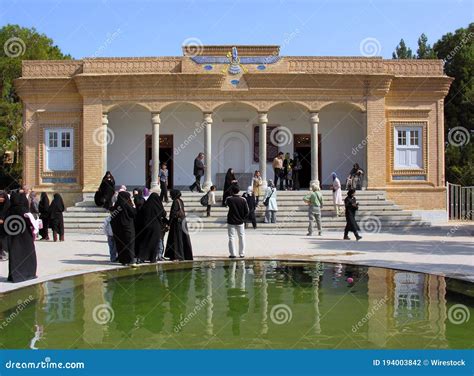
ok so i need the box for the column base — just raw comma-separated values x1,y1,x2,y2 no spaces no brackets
310,179,320,188
202,181,213,191
150,182,161,194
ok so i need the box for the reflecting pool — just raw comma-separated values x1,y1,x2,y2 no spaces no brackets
0,261,472,349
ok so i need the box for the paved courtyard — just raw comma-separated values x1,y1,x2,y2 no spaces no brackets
0,224,472,293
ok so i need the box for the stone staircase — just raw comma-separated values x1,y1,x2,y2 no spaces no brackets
64,190,430,233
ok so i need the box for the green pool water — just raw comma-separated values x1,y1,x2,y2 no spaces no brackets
0,261,472,349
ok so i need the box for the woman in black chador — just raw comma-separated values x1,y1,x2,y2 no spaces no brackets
343,189,362,241
38,192,50,240
133,188,145,212
96,171,116,210
0,191,11,260
48,193,65,242
111,191,137,265
222,168,237,206
7,192,37,282
164,190,193,261
136,192,168,263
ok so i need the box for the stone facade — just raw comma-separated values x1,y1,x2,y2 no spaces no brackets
14,45,452,211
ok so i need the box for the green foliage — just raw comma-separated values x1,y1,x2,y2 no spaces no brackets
392,39,413,59
0,24,71,188
434,23,474,186
417,33,436,59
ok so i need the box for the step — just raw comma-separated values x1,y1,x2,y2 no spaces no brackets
64,220,429,230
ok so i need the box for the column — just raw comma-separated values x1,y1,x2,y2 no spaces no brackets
203,112,213,190
258,112,268,189
310,112,320,187
150,112,161,192
101,112,108,175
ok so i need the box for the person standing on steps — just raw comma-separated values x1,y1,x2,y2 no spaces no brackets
206,185,216,217
263,180,278,223
272,152,284,190
292,152,302,190
331,172,344,217
159,163,169,203
189,152,205,193
252,170,263,206
304,182,323,236
225,184,249,259
242,186,257,229
343,189,362,241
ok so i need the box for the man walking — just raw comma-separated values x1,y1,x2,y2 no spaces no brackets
225,185,249,258
304,182,324,236
189,152,205,193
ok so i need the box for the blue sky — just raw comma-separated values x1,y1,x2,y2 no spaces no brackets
1,0,472,59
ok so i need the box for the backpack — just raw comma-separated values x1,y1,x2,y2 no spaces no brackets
200,192,209,206
263,188,275,207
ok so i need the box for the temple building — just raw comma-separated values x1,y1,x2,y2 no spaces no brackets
14,45,452,220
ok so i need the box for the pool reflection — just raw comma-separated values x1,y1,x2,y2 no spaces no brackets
0,261,472,349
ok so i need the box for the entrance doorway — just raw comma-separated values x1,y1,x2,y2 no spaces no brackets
145,134,173,189
294,134,321,188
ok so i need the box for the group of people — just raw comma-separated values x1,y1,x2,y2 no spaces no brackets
95,172,193,266
0,187,66,283
272,152,302,191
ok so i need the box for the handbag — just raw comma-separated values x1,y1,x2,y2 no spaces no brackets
200,192,209,206
263,188,274,207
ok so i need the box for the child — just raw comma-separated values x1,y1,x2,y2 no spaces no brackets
242,186,257,229
159,163,169,203
103,215,117,262
206,185,216,217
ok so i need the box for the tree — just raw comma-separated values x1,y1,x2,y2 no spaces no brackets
417,33,436,59
433,23,474,186
0,24,71,189
392,39,413,59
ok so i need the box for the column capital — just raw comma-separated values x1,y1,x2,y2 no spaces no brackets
102,112,108,125
151,112,161,125
203,112,213,124
309,112,319,124
258,112,268,124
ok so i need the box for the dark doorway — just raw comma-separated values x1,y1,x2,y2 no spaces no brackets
294,134,321,189
146,135,173,189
